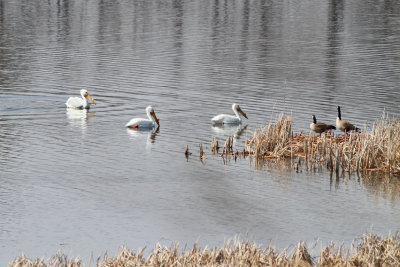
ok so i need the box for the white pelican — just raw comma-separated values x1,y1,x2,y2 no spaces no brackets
211,103,248,125
125,106,160,129
65,89,96,109
336,106,360,133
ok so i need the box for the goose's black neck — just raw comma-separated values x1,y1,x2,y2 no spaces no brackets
337,106,342,120
312,115,317,124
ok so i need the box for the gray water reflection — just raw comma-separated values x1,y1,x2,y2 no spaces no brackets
1,0,400,265
66,109,95,130
126,128,159,147
211,124,248,140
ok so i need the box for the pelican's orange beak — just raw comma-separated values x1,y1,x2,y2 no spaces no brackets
238,107,248,119
151,111,160,126
85,94,96,105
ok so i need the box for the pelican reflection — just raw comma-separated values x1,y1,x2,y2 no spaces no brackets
211,124,248,139
66,109,95,129
126,127,159,145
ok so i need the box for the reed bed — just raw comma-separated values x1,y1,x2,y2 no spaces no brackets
245,113,400,173
9,253,83,267
8,232,400,266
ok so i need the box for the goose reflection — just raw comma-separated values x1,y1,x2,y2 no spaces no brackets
66,109,95,129
126,127,159,145
212,124,248,139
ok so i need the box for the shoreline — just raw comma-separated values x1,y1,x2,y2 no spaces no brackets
8,232,400,266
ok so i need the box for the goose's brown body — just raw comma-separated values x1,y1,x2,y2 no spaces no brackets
336,106,360,133
310,115,336,135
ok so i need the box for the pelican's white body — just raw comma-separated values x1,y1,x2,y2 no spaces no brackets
211,103,247,125
126,118,156,129
126,106,159,129
65,89,93,109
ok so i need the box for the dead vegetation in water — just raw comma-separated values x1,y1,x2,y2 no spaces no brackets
184,137,250,165
210,135,251,164
186,113,400,174
245,113,400,174
8,233,400,267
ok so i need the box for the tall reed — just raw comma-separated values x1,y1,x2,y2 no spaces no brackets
246,113,292,159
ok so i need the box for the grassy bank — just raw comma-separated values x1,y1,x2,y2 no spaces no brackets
244,113,400,174
8,232,400,266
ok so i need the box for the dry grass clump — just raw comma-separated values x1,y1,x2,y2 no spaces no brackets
247,114,292,159
91,239,312,267
8,253,83,267
9,233,400,266
246,113,400,173
358,116,400,172
317,232,400,266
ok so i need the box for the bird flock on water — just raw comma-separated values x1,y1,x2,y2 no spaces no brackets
66,89,361,134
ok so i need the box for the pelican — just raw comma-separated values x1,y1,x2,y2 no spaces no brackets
211,103,248,125
310,115,336,136
336,106,360,133
126,106,160,129
65,89,96,109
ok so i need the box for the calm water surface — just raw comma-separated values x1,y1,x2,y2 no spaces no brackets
1,0,400,264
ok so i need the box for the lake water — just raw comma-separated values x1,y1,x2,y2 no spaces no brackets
1,0,400,264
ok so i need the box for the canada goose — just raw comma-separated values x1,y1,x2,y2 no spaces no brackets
336,106,360,133
310,115,336,136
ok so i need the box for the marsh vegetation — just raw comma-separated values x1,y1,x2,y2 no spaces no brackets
9,232,400,266
207,113,400,175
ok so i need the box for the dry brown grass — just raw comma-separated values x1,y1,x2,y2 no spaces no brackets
248,113,293,159
98,241,310,267
317,232,400,266
8,253,83,267
245,113,400,173
8,233,400,266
